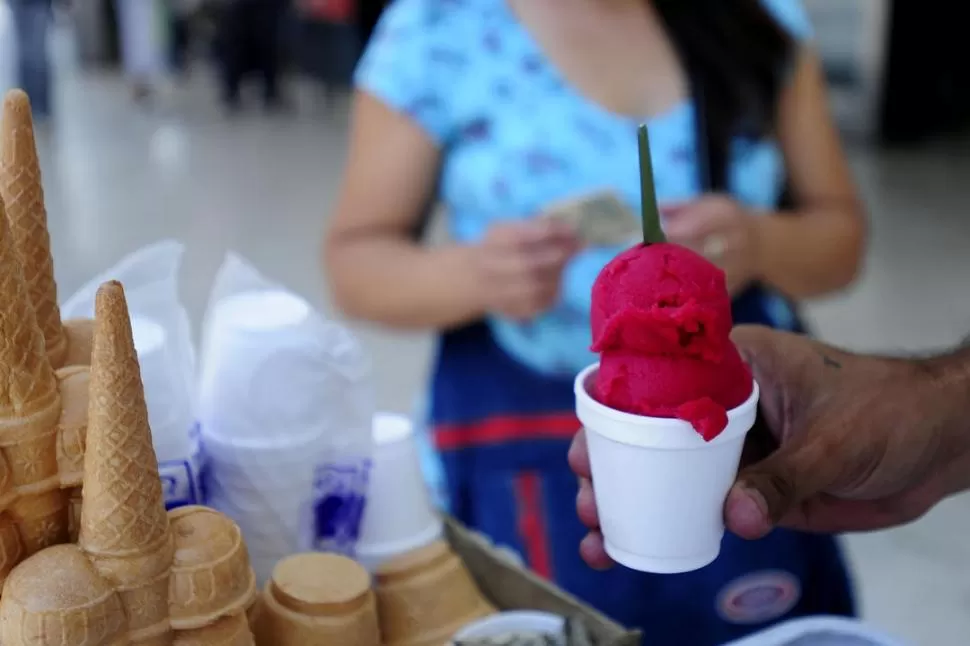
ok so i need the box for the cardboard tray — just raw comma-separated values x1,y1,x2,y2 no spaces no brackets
446,518,642,646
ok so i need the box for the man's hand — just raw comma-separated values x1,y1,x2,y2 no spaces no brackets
569,326,970,570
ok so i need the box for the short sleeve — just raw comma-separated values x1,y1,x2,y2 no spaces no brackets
354,0,467,143
759,0,814,41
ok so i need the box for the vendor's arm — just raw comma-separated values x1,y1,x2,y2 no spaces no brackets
756,47,867,298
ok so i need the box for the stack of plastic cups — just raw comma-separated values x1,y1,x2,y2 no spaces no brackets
355,413,442,572
574,364,759,573
200,289,373,585
130,315,202,510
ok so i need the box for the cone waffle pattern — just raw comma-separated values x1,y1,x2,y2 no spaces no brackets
78,282,173,644
0,200,58,420
0,90,67,368
0,90,67,367
79,282,168,556
0,194,66,566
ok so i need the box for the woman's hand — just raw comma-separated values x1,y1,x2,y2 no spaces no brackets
472,219,581,321
663,195,762,295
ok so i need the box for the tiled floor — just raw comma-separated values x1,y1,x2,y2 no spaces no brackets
5,15,970,644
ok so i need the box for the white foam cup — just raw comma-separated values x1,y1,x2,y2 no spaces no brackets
355,413,442,571
131,316,193,450
574,364,759,574
451,611,565,644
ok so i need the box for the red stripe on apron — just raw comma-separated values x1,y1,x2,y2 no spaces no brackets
435,413,580,450
513,472,553,580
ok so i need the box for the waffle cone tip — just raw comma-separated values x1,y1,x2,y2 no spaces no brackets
2,89,31,120
92,281,135,362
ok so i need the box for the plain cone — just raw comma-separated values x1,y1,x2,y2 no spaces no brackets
0,90,67,368
78,280,173,644
0,194,65,556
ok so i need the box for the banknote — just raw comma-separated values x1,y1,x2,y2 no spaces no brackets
547,191,640,246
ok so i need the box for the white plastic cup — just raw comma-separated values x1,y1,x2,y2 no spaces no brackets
451,611,565,644
574,364,759,574
355,413,442,571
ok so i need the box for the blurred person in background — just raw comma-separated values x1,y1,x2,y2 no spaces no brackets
9,0,53,118
217,0,288,111
116,0,168,102
324,0,865,643
169,0,202,77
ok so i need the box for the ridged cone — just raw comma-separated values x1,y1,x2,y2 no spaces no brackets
0,191,65,559
0,544,130,646
174,614,255,646
0,195,58,424
79,280,168,557
55,364,89,488
0,90,67,368
167,506,257,631
375,541,495,646
78,281,174,645
0,512,25,587
62,318,95,367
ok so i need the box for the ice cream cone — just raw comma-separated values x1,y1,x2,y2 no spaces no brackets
168,505,257,631
55,365,89,487
0,90,68,368
252,553,380,646
63,317,95,368
174,613,255,646
0,544,129,646
66,486,82,543
245,595,263,630
8,489,68,554
78,281,174,644
0,195,66,558
375,540,495,646
0,512,24,586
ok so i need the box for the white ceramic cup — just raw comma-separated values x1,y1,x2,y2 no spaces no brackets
355,413,442,571
574,364,759,574
451,611,565,644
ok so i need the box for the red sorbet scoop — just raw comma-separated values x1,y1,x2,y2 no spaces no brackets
590,243,752,440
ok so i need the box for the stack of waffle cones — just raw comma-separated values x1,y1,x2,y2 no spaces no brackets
168,505,257,645
252,553,381,646
0,165,68,576
0,282,262,645
0,89,94,370
0,89,96,549
375,540,496,646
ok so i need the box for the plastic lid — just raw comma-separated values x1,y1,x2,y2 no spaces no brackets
215,290,309,331
372,413,413,445
270,553,371,617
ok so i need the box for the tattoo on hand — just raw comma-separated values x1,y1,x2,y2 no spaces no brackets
822,354,842,369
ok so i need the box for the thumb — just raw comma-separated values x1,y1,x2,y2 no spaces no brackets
726,435,835,539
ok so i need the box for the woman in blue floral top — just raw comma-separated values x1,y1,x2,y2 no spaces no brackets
324,0,866,643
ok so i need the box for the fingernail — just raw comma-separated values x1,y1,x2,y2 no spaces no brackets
727,485,771,538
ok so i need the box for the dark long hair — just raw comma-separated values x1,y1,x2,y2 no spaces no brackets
653,0,796,194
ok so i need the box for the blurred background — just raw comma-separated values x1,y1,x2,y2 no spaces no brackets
1,0,968,643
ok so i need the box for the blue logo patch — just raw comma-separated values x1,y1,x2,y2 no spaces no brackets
716,570,801,625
